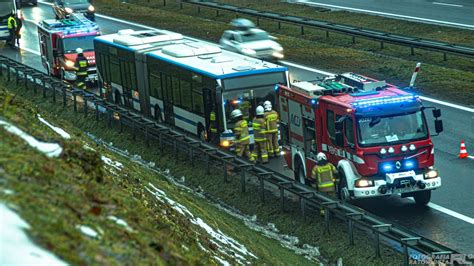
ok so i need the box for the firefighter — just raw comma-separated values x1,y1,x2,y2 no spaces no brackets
251,106,268,163
263,100,280,157
230,109,254,162
7,12,17,48
208,111,219,143
311,152,338,215
15,14,22,48
74,48,89,90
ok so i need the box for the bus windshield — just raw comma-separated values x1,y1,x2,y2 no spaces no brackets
0,1,15,23
357,111,428,147
62,35,95,54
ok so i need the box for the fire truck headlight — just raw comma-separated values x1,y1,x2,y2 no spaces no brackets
220,140,231,147
424,169,438,179
355,179,374,188
65,7,73,14
88,5,95,12
65,60,75,68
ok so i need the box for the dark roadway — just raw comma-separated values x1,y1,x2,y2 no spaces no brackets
1,2,473,254
294,0,474,29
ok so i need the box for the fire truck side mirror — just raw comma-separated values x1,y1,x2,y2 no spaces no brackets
335,120,343,131
335,131,344,147
434,119,443,134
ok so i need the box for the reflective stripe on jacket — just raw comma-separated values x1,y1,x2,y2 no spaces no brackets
264,110,279,133
75,56,89,76
252,117,266,142
311,163,337,192
7,16,17,29
234,119,250,143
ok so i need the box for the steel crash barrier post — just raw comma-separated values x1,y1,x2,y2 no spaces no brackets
322,201,338,233
258,172,272,203
347,212,363,245
401,237,421,266
278,181,292,212
372,224,391,258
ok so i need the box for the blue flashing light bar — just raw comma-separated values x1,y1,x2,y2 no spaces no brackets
274,84,280,91
352,95,418,108
382,163,393,172
310,98,317,105
404,160,415,169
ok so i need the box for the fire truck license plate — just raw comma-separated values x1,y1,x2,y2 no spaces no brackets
386,171,415,184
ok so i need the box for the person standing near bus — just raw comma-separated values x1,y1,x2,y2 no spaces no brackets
74,48,89,89
7,12,17,48
263,100,280,157
251,106,268,163
15,13,22,48
230,109,254,162
208,111,219,143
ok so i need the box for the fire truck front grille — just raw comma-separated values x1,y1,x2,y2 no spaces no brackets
87,67,97,75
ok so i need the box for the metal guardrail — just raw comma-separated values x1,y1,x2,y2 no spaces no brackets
180,0,474,60
0,55,467,265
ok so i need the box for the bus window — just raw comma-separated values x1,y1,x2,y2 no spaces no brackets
172,77,180,105
110,56,121,85
149,70,162,99
180,80,192,110
192,89,204,115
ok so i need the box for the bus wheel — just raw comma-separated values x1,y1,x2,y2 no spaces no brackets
154,105,163,122
413,190,431,206
294,158,306,185
338,172,350,202
197,124,206,141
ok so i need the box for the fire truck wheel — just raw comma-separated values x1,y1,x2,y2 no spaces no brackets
337,172,350,202
413,190,431,206
293,159,306,185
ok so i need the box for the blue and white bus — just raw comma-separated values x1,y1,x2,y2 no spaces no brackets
94,29,289,146
0,0,16,42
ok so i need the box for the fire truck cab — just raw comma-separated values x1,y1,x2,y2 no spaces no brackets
37,13,99,87
277,73,443,205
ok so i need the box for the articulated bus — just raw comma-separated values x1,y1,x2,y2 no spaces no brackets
0,0,16,42
94,29,289,146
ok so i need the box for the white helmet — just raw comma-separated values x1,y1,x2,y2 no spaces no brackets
256,105,264,116
316,152,327,162
76,48,84,54
263,100,272,111
230,109,243,120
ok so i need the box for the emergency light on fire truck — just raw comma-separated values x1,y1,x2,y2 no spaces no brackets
277,69,443,206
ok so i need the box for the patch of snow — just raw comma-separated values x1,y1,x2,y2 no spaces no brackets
37,114,71,139
146,183,257,264
107,216,133,232
101,156,123,171
0,119,62,158
76,225,100,239
2,189,14,195
213,255,231,266
0,204,68,266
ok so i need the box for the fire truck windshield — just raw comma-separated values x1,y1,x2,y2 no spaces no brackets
62,35,95,54
356,111,428,147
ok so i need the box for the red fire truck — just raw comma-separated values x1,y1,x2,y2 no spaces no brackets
37,13,99,87
277,73,443,205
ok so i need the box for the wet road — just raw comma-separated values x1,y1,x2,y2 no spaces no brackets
294,0,474,29
1,2,473,254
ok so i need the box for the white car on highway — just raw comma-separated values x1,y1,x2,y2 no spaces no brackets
219,19,284,60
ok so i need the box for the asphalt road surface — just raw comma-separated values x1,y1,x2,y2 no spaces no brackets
294,0,474,29
1,2,473,254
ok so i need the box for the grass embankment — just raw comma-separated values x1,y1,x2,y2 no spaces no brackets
0,82,317,265
1,83,405,263
95,0,474,106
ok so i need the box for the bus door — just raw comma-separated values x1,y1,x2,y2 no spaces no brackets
202,87,213,130
162,74,175,126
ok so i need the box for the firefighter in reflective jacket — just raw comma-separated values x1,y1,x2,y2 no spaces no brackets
312,152,338,215
7,13,17,48
263,100,280,157
230,109,254,162
251,106,268,163
208,111,219,143
74,48,88,89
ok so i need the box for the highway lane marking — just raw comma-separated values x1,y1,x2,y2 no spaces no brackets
37,0,474,115
297,0,474,29
432,2,463,8
427,202,474,224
